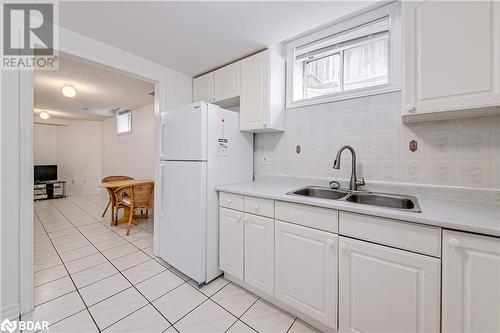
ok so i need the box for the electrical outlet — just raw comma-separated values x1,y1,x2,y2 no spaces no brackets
262,153,271,165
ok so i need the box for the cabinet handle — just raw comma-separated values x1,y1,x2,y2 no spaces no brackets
339,242,347,251
406,104,416,112
253,203,259,211
326,238,334,246
448,238,461,248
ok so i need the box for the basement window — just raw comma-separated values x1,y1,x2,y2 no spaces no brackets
116,109,132,134
285,2,401,108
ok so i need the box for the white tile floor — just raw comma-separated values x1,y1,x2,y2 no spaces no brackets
25,194,320,333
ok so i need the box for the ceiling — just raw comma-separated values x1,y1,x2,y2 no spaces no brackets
34,55,154,120
59,1,376,77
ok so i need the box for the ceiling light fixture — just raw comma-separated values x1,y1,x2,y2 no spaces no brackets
62,85,76,98
39,112,50,120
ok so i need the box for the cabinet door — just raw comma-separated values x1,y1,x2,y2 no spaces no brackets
240,50,269,131
219,207,243,279
244,213,274,296
443,231,500,333
275,221,337,328
403,1,500,115
214,62,240,102
193,72,214,103
338,236,440,333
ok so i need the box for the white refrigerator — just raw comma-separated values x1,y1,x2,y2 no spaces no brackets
159,102,253,284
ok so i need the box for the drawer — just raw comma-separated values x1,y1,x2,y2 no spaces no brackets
244,196,274,218
219,192,243,211
339,212,441,257
275,201,338,233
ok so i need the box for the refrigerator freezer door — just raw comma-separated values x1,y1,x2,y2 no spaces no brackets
160,160,207,283
163,103,208,161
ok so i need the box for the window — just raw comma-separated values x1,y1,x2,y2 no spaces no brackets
116,109,132,134
286,2,401,108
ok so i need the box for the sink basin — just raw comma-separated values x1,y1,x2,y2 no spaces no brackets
346,193,421,212
287,186,421,212
288,186,349,200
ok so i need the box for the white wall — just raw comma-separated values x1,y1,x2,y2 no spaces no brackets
101,103,155,180
1,70,22,320
33,121,102,194
33,124,57,164
255,91,500,189
57,121,102,194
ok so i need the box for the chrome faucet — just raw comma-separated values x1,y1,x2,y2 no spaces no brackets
333,145,365,191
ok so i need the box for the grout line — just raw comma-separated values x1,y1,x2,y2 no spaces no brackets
54,196,174,331
33,208,102,332
285,318,297,333
35,196,296,333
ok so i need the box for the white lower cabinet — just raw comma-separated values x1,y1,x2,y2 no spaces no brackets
338,236,441,333
275,221,337,328
219,207,243,279
442,231,500,333
244,213,274,295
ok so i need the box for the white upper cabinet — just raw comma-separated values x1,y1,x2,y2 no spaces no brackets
193,72,214,103
402,1,500,122
213,61,240,103
192,49,285,132
275,221,337,329
338,236,441,333
240,49,285,132
442,231,500,333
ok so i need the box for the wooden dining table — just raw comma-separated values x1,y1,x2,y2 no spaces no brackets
99,179,154,226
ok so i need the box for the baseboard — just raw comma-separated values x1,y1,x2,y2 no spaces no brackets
1,303,19,321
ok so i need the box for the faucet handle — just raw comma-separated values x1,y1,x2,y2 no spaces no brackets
356,177,366,187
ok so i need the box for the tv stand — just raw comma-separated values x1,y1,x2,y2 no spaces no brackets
34,180,66,201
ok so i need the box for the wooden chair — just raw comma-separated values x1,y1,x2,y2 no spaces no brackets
101,176,134,224
114,181,154,235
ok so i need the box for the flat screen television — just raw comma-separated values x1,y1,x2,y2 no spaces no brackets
34,165,57,182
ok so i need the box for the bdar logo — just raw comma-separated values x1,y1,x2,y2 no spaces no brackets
0,319,17,333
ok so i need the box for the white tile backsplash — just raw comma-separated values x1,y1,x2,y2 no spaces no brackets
254,92,500,189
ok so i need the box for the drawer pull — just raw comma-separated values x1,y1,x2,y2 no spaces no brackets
406,104,416,112
448,238,461,248
339,242,347,251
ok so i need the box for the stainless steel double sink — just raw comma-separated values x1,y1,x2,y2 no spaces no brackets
287,186,422,213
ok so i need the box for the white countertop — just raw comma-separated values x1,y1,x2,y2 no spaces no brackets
216,180,500,237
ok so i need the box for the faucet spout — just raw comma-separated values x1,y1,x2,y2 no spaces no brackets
332,145,365,191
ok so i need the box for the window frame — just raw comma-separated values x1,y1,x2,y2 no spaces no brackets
285,2,401,109
116,109,132,135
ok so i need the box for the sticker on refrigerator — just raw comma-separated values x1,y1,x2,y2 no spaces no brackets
217,138,229,156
